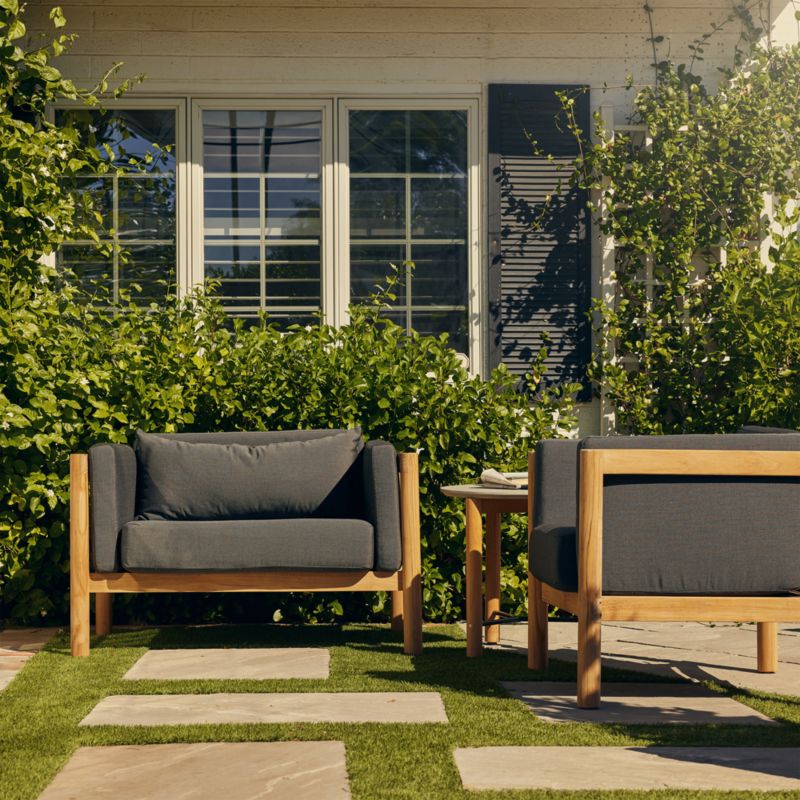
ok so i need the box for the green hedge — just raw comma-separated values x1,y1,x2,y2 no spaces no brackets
0,283,577,624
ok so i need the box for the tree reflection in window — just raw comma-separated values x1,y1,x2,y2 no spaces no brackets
55,108,177,302
349,110,469,355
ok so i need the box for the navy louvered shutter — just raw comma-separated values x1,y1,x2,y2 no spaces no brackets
488,84,591,397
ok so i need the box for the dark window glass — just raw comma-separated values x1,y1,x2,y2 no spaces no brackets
348,109,469,356
55,108,177,302
202,109,322,319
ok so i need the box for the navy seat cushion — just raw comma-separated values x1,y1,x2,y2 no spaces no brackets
135,428,363,521
121,519,375,571
529,524,578,592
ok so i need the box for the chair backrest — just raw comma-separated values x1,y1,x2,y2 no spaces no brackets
581,434,800,594
151,429,348,445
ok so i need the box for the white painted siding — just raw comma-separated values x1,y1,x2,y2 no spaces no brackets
26,1,777,115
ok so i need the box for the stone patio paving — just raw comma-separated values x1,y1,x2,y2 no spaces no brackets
9,623,799,796
38,742,351,800
0,628,55,692
494,620,800,695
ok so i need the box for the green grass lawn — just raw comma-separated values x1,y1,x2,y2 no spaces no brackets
1,623,800,799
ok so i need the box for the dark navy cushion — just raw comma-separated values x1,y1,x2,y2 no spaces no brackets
135,428,363,521
121,518,375,571
529,524,578,592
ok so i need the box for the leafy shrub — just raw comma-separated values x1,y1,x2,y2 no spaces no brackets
0,4,578,624
1,282,577,624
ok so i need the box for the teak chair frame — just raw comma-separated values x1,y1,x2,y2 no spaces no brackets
70,451,423,657
527,448,800,708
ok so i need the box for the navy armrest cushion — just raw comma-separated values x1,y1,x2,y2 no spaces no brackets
362,440,402,571
88,443,137,572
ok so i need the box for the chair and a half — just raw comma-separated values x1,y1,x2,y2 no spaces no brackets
527,432,800,708
70,428,422,656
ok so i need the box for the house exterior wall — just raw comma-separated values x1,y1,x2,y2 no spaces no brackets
27,0,797,436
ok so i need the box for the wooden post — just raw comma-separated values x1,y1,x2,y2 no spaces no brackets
484,510,501,645
577,449,603,709
465,497,483,657
391,590,404,631
70,454,90,657
398,452,423,655
757,622,778,673
527,450,549,670
95,593,112,637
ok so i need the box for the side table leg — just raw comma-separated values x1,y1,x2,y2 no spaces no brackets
465,498,483,657
485,511,501,645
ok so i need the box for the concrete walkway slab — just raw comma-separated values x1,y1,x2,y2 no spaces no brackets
454,746,800,791
495,622,800,696
502,681,775,725
123,648,330,680
38,741,350,799
80,692,448,726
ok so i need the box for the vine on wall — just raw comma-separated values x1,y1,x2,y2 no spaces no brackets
557,2,800,433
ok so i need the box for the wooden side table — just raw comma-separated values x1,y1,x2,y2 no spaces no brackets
440,483,529,656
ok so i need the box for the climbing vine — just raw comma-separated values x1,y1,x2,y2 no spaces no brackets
559,3,800,432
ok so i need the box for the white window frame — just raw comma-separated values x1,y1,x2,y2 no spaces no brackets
189,98,335,320
48,98,188,295
336,97,482,368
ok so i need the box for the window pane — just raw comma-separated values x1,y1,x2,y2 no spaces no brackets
203,109,323,320
411,177,467,239
410,111,467,175
349,108,469,353
56,108,175,173
350,178,405,239
203,110,321,175
412,310,468,353
410,244,468,307
204,177,260,239
119,243,176,301
350,244,406,304
55,108,177,302
118,176,175,240
58,244,113,294
266,245,321,307
349,111,407,174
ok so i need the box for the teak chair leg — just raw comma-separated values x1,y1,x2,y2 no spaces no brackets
527,575,549,670
527,451,549,670
577,612,602,708
757,622,778,673
391,590,404,631
70,454,91,657
399,452,423,655
95,593,113,637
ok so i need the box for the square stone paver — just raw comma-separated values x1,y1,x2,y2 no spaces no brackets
502,681,775,725
454,746,800,791
38,742,350,799
80,692,448,726
123,648,330,680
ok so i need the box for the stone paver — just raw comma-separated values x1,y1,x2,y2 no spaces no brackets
80,692,449,726
454,746,800,791
0,628,55,692
502,681,774,725
124,648,330,680
38,741,350,799
495,622,800,695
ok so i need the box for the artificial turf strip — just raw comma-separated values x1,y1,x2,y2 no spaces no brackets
0,624,799,800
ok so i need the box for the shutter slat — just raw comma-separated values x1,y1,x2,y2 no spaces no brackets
488,83,591,396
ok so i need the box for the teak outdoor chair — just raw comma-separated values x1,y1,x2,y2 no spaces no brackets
527,434,800,708
69,428,422,656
